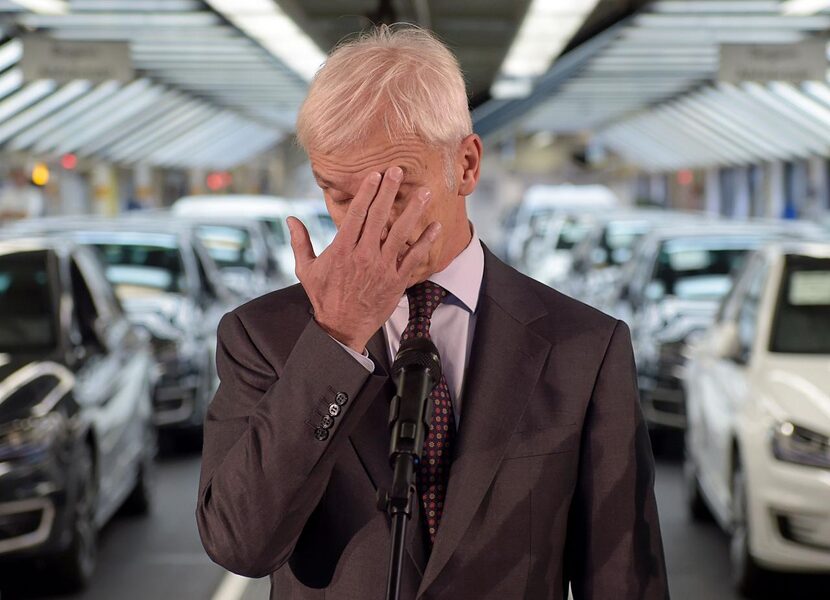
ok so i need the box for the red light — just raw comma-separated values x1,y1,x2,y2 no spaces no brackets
60,153,78,170
677,170,693,186
206,171,232,191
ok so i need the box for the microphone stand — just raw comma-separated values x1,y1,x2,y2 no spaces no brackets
377,341,439,600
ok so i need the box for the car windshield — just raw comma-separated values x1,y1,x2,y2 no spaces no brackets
195,225,256,270
89,239,186,299
602,221,650,265
653,238,760,300
264,219,287,247
770,255,830,354
555,218,591,250
0,250,56,351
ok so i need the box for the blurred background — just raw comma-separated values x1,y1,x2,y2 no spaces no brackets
0,1,828,599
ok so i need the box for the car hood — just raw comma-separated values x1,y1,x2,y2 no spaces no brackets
760,355,830,433
0,355,74,423
121,293,186,317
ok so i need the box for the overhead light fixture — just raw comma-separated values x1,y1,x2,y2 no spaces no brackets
205,0,325,81
9,0,68,14
492,0,601,98
781,0,830,15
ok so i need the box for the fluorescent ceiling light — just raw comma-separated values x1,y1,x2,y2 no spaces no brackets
9,80,121,151
0,39,23,72
9,0,68,14
493,0,601,97
70,0,201,10
0,69,24,102
0,80,90,145
491,77,534,99
205,0,325,81
0,80,55,125
781,0,830,15
20,13,220,27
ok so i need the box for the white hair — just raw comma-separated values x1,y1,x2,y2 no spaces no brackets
296,24,472,186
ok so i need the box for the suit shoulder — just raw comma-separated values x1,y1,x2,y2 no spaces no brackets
220,284,310,342
230,283,309,322
495,259,617,333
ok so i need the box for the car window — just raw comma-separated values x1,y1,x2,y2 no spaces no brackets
716,253,756,323
193,245,220,302
735,259,767,362
554,217,591,250
0,250,57,352
73,248,125,321
265,219,287,247
195,225,256,270
769,254,830,354
91,241,186,300
651,238,755,301
70,257,102,350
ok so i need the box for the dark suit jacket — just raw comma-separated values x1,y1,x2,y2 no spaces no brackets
196,247,670,599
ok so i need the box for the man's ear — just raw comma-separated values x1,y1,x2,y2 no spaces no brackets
456,134,483,197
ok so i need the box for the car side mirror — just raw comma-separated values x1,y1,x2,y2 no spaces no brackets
712,322,741,360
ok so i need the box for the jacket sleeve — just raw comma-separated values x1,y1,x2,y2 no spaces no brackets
196,311,388,577
566,320,670,599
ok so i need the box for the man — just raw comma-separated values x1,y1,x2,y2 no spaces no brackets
197,25,669,599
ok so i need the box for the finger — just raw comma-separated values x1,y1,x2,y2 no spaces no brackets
398,221,441,277
287,216,316,275
335,171,382,248
382,187,432,260
360,166,402,245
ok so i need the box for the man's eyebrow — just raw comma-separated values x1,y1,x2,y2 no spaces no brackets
312,171,338,188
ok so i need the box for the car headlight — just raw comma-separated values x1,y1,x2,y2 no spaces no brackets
771,421,830,469
0,413,67,460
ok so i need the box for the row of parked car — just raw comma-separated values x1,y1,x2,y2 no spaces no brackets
504,193,830,597
0,194,332,591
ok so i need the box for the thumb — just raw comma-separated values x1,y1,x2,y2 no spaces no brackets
287,216,316,272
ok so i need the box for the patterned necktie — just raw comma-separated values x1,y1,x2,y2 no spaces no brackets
400,280,456,545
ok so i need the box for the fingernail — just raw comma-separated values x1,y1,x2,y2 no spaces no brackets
428,223,441,240
369,172,381,184
388,166,403,182
420,189,432,204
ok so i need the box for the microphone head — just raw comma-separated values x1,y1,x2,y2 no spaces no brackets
392,337,442,383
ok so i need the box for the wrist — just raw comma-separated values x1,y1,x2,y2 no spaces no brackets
314,317,368,354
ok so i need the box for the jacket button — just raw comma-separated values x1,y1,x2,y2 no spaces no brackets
328,403,341,417
320,415,334,429
335,392,349,406
314,427,329,441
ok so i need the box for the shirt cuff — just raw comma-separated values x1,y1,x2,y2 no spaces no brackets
330,336,375,372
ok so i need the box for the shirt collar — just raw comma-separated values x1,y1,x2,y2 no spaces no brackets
398,223,484,313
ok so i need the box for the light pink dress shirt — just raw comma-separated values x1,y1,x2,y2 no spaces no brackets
337,225,484,426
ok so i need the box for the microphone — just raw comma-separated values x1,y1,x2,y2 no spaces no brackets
380,337,441,600
388,337,442,470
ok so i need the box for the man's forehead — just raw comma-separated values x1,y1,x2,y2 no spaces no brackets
310,144,429,186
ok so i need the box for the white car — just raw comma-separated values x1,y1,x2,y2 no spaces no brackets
503,184,618,267
683,241,830,595
172,195,329,283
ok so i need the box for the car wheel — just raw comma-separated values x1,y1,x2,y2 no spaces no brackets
731,459,768,597
683,449,713,522
52,442,98,591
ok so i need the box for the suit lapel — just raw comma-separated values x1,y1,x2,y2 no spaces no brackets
417,248,551,597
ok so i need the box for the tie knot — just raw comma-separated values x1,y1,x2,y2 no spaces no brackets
405,280,448,323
